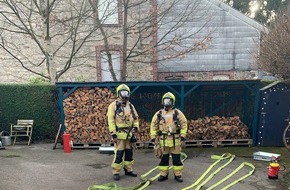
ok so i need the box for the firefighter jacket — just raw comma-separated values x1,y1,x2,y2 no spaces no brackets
107,99,139,140
150,108,187,147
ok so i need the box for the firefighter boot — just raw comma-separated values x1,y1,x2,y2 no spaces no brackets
113,174,120,181
158,175,168,182
174,175,183,183
124,168,137,177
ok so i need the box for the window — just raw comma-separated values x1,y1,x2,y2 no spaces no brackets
98,0,119,25
101,51,121,81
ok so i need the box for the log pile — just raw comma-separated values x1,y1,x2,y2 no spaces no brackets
63,87,250,144
187,116,250,140
137,116,250,141
63,87,115,144
136,120,151,142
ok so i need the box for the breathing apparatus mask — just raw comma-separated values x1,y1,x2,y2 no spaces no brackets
116,84,131,104
163,98,172,111
119,90,129,103
162,92,175,111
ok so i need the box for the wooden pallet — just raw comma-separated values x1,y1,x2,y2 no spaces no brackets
185,140,216,148
134,139,252,148
136,142,154,149
72,143,105,149
72,142,152,149
70,139,252,149
215,139,252,147
185,139,252,148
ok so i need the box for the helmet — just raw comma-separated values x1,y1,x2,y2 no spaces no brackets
162,92,175,107
116,84,130,99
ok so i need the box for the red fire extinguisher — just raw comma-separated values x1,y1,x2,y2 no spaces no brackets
268,162,280,179
63,133,72,153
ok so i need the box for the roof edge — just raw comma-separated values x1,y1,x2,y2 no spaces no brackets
260,81,281,90
207,0,269,33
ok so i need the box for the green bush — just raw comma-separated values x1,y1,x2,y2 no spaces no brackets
0,84,58,142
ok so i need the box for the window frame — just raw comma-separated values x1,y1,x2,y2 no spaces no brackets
97,0,123,26
96,45,123,81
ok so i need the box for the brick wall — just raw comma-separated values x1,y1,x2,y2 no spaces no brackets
158,70,258,80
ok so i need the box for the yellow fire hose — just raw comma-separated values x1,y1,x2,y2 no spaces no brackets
182,153,255,190
87,153,187,190
88,153,255,190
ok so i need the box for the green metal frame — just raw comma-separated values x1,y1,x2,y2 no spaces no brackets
57,80,260,144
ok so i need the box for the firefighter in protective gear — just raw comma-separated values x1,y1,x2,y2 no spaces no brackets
107,84,140,181
150,92,188,183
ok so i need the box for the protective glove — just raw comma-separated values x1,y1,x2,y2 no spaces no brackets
180,136,186,142
130,135,138,143
180,136,186,148
157,130,162,136
133,127,138,132
111,134,117,143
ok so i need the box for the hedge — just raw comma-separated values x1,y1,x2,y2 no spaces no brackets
0,84,58,142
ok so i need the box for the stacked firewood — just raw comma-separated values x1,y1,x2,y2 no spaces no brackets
63,87,250,144
63,87,115,144
137,116,249,141
187,116,250,140
136,120,151,142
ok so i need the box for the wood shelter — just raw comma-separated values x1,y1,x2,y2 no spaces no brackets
57,80,261,144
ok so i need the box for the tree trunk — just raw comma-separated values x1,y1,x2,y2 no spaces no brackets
44,0,56,85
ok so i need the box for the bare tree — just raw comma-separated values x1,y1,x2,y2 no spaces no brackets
0,0,212,83
257,6,290,80
89,0,212,81
0,0,100,84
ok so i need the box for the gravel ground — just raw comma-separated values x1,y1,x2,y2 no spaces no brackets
0,143,289,190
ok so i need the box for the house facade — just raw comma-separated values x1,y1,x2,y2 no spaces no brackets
157,0,268,80
0,0,267,83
